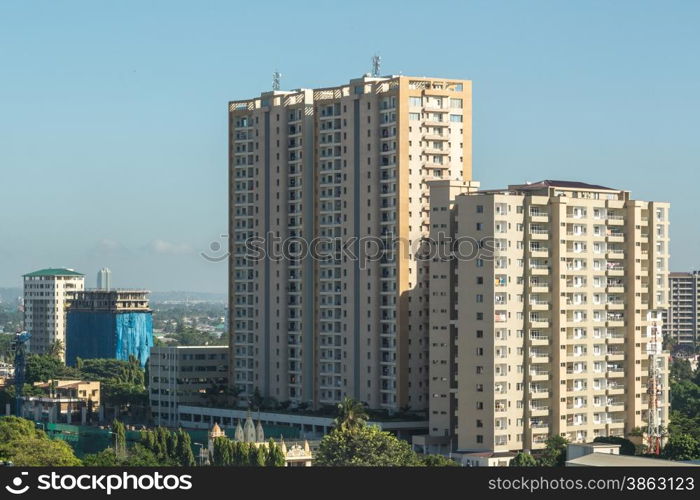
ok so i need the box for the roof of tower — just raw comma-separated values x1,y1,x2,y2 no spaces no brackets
24,268,84,277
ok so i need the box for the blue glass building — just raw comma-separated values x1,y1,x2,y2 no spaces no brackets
66,290,153,367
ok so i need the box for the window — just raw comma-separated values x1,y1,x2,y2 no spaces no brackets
476,312,484,320
476,330,484,338
409,112,420,121
476,294,484,302
476,435,483,443
476,223,483,231
409,96,422,107
476,204,484,213
450,98,463,109
450,114,463,123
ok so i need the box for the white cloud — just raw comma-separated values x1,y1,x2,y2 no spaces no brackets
147,239,194,256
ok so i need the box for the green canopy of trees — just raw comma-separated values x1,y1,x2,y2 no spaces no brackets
510,452,538,467
0,416,81,466
210,436,285,466
138,426,195,466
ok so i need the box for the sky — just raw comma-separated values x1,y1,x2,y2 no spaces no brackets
0,0,698,293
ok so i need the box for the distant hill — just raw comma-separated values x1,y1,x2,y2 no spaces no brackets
149,291,226,303
0,288,21,306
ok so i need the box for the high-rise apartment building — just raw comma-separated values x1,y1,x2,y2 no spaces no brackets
228,75,474,410
424,180,670,453
23,268,85,359
663,271,700,348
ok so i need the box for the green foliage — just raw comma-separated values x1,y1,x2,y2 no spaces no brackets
420,454,460,466
316,424,420,466
265,438,286,466
138,426,195,466
538,435,569,467
167,327,226,347
25,354,80,383
82,448,120,466
670,359,694,382
334,397,369,431
662,433,700,461
211,436,285,466
0,416,81,466
175,429,196,466
112,419,126,456
510,452,538,467
83,444,163,466
593,436,636,456
79,357,144,386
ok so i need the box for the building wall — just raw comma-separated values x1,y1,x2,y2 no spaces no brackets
228,75,472,411
149,346,229,427
23,273,84,358
428,181,670,452
66,311,153,367
664,272,700,347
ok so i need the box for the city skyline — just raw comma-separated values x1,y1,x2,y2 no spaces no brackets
2,0,699,293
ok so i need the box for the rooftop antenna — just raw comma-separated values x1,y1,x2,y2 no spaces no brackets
272,71,282,91
371,54,381,77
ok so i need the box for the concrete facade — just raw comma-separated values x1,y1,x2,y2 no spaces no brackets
228,75,473,410
425,179,670,453
664,271,700,347
148,345,229,426
23,268,85,359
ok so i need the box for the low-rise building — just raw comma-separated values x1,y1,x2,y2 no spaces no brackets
205,420,314,467
21,380,100,424
148,345,229,427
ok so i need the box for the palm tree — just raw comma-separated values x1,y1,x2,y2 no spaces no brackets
334,397,368,430
48,339,65,359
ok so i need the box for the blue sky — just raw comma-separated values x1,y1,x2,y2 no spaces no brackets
0,0,698,292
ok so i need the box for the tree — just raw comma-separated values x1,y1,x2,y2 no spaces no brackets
112,419,126,457
671,359,694,382
662,433,700,461
175,429,196,466
249,443,266,466
0,416,81,466
510,452,538,466
538,435,569,467
265,438,286,467
83,448,120,466
11,437,82,466
593,436,636,456
334,397,369,431
421,454,460,466
316,424,420,466
47,339,65,360
25,354,80,383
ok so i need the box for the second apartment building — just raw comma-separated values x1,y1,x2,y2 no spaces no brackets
228,74,477,410
426,180,670,452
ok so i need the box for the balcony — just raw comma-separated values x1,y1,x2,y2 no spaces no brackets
529,332,550,345
529,227,550,240
528,369,549,381
529,405,550,417
530,281,550,293
529,299,550,311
